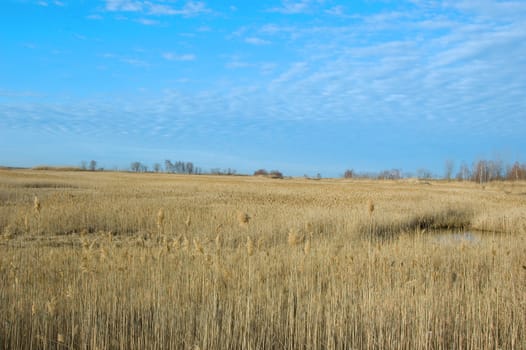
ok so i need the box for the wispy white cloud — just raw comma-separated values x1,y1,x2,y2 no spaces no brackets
99,52,152,67
8,0,526,138
324,5,346,17
197,26,211,32
147,2,179,15
86,14,103,20
104,0,210,17
218,0,526,137
223,55,277,75
105,0,143,12
136,18,160,25
268,0,350,16
225,60,252,69
271,62,308,85
0,89,44,99
175,1,210,16
268,0,316,14
36,0,65,6
245,37,271,45
449,0,526,20
162,53,196,61
121,58,150,67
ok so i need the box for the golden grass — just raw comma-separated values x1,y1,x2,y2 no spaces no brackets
1,169,526,349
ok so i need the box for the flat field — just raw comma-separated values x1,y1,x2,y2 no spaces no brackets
1,169,525,349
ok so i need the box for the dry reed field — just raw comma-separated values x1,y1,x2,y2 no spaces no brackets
1,169,526,349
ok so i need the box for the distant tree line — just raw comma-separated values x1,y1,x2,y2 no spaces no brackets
130,161,149,173
454,159,526,183
78,157,525,182
127,160,203,174
343,168,403,180
210,168,237,176
342,158,526,183
125,160,249,176
164,160,202,174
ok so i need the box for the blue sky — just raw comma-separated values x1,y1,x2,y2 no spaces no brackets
1,0,525,176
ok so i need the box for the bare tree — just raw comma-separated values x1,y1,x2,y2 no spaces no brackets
174,161,184,173
153,163,161,173
130,162,141,173
186,162,194,174
165,160,174,173
487,159,503,181
343,169,354,179
472,160,488,184
417,168,432,180
377,169,401,180
456,161,470,181
506,162,526,181
444,159,454,181
89,160,97,172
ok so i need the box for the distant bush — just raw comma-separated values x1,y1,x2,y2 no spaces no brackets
269,170,283,179
253,169,283,178
254,169,268,176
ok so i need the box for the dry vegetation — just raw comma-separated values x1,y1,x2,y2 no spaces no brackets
1,169,526,349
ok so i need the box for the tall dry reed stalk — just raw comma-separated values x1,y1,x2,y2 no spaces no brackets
246,236,254,256
368,199,375,238
304,238,311,255
33,195,41,234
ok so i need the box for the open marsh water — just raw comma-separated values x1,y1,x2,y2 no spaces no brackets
430,230,481,245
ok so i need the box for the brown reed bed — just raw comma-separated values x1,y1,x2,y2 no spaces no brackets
0,169,525,349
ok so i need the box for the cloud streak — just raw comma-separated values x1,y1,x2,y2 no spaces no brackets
267,0,323,14
244,37,271,45
104,0,210,16
5,1,526,138
162,53,196,61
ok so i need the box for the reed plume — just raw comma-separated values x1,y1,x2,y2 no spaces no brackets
181,236,189,252
193,239,204,255
156,208,165,234
246,236,254,256
45,297,56,317
237,211,250,227
288,228,301,246
368,199,375,217
304,238,311,255
33,196,41,214
215,233,222,251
